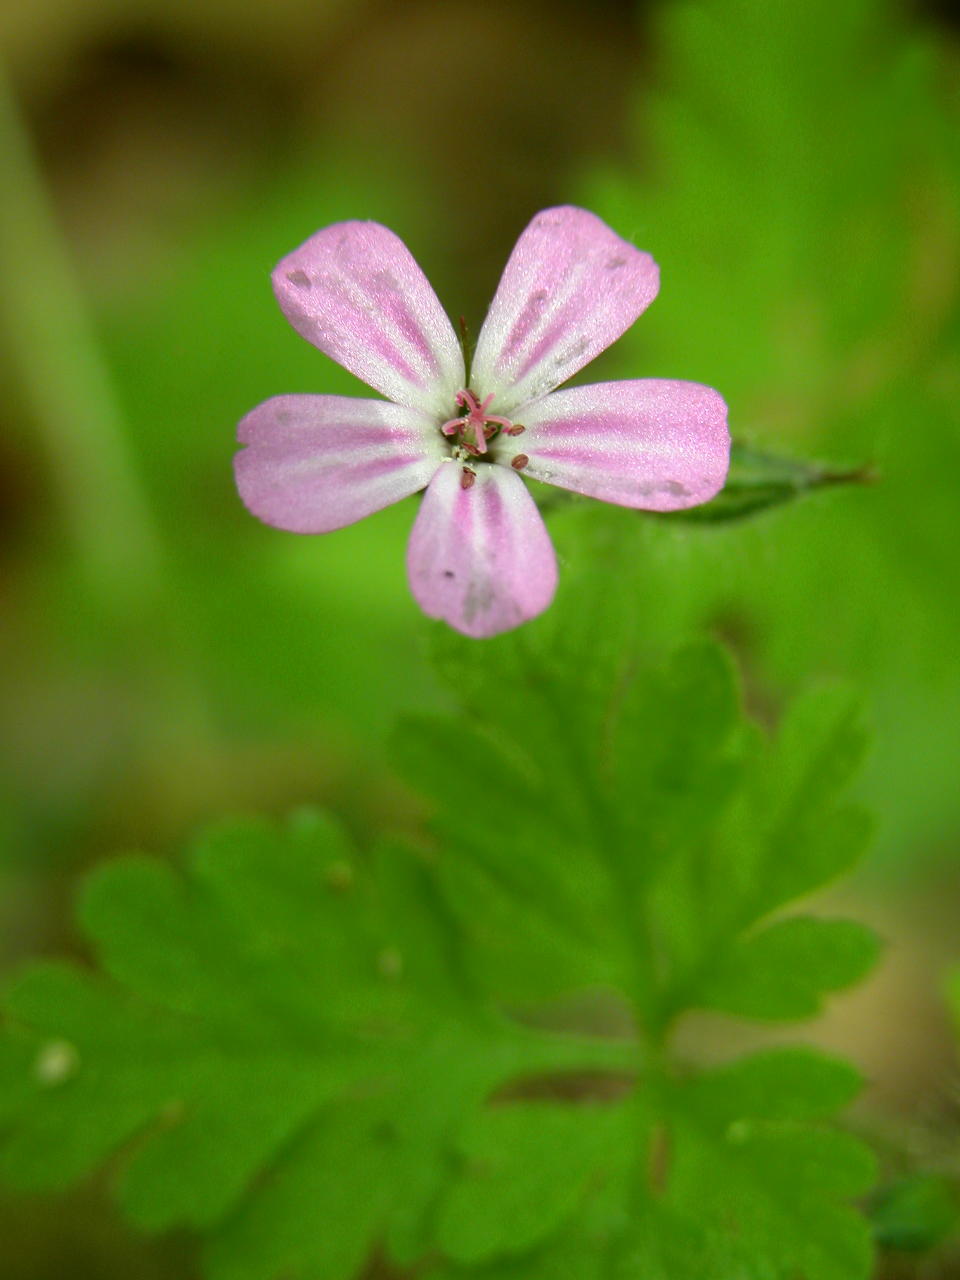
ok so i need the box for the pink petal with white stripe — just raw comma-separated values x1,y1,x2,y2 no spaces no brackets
272,222,464,414
514,380,729,510
235,395,446,533
470,207,659,414
406,462,557,638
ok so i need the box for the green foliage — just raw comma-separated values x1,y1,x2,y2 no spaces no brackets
436,1101,629,1266
589,0,957,410
0,813,634,1279
581,0,960,869
408,626,876,1034
696,915,882,1019
0,635,880,1279
427,1050,874,1280
870,1173,960,1254
665,1050,875,1280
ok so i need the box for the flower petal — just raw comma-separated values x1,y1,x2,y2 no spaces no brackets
272,222,465,414
406,462,558,638
235,395,446,533
469,207,659,413
513,380,730,510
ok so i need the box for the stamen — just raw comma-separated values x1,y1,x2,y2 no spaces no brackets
506,423,526,436
460,466,476,490
511,454,530,471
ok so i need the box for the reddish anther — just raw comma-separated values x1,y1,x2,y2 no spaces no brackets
460,466,477,489
511,454,530,471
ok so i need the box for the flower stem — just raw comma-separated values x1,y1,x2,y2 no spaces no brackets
0,64,164,608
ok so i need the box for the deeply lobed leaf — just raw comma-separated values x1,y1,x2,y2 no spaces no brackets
0,813,633,1278
0,638,880,1279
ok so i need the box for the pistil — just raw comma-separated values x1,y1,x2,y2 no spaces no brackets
440,389,520,456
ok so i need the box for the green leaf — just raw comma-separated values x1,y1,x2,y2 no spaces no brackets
436,1102,628,1265
608,642,745,888
668,1123,876,1280
397,640,748,1006
396,623,877,1275
396,711,624,1003
652,685,874,1024
1,624,880,1279
697,915,883,1019
423,1052,874,1280
204,1103,396,1280
401,615,878,1040
0,962,194,1194
754,687,874,916
665,1050,878,1280
682,1047,864,1122
0,813,627,1277
393,688,624,1004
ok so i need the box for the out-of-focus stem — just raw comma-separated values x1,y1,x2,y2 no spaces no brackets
0,64,164,607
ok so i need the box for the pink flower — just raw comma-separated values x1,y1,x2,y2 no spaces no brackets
235,207,729,638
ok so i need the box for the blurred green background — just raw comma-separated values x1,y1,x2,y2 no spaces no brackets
1,0,958,1275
